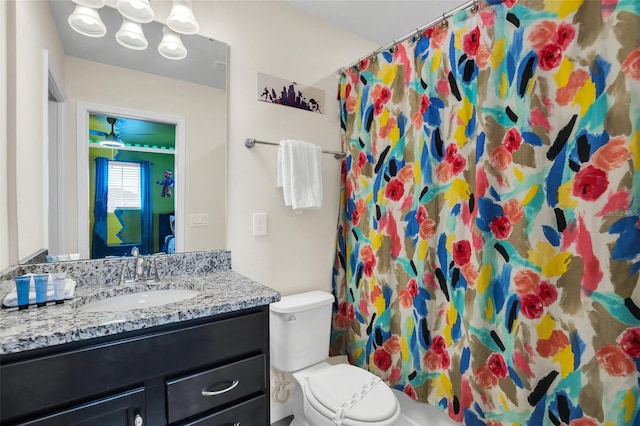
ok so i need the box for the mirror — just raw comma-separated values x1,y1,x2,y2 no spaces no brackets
23,1,228,262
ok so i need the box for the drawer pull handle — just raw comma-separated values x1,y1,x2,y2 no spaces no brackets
201,379,240,396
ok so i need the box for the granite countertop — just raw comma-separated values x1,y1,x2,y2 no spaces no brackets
0,271,280,355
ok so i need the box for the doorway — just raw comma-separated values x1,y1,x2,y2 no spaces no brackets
77,103,185,259
88,114,176,258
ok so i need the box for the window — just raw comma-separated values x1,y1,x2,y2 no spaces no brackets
107,161,141,213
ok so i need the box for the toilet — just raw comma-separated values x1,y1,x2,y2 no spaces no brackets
270,291,401,426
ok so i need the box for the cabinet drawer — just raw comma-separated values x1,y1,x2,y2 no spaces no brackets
166,355,266,424
178,395,267,426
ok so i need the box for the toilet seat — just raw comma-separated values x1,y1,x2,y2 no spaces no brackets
302,364,400,426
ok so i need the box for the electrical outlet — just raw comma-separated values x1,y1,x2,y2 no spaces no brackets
190,213,209,227
253,213,267,236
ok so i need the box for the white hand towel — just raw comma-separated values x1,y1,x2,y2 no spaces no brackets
277,140,323,212
2,278,77,308
276,145,292,207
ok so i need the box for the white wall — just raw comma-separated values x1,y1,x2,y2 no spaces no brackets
194,1,376,297
12,0,66,262
63,57,227,254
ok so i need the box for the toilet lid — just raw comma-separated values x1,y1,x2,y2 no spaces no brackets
306,364,399,423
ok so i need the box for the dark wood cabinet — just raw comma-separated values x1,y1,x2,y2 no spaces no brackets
18,388,145,426
179,395,267,426
0,306,270,426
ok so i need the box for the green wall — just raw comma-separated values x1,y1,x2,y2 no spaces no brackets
89,147,175,256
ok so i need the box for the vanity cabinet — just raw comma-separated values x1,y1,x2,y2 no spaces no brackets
0,306,270,426
17,388,146,426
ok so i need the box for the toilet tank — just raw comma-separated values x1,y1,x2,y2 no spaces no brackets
269,291,335,372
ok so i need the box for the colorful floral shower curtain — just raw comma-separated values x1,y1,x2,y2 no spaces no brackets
331,0,640,424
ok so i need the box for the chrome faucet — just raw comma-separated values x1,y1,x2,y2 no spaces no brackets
131,247,147,282
130,247,162,283
119,259,132,284
147,257,160,282
106,257,133,285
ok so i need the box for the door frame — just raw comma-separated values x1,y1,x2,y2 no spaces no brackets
76,102,185,259
45,49,68,257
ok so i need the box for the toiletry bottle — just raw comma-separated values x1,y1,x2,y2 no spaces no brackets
34,274,49,307
14,276,31,310
53,273,66,304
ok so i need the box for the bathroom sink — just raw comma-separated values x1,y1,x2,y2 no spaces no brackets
77,289,200,312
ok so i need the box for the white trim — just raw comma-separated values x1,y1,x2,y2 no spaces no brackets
76,102,185,259
56,101,68,254
45,50,68,256
42,51,49,254
48,56,67,102
90,144,175,155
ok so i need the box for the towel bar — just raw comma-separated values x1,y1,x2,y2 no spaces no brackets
245,138,345,159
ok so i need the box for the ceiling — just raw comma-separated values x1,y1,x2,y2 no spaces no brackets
48,0,227,89
286,0,463,46
88,115,176,150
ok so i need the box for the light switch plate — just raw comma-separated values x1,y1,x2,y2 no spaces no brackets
190,213,209,227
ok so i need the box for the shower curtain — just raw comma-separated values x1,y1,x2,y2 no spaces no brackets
331,0,640,424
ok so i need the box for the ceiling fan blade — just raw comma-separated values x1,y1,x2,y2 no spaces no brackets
90,129,108,137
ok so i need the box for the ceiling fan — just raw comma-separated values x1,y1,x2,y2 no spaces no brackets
90,116,153,148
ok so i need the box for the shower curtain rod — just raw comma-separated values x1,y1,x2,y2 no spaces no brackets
340,0,479,73
244,138,346,159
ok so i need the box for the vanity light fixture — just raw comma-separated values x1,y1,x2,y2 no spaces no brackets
116,18,148,50
116,0,154,24
158,26,187,60
166,0,199,35
72,0,105,8
67,0,199,60
68,4,107,38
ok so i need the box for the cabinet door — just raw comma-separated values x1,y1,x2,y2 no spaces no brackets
179,395,267,426
16,388,145,426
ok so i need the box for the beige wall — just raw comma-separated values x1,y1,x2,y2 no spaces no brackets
12,0,65,263
64,57,227,254
195,1,376,296
1,0,10,269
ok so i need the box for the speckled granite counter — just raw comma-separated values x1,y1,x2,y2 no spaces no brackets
0,270,280,355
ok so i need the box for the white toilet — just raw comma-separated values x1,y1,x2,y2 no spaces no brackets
270,291,401,426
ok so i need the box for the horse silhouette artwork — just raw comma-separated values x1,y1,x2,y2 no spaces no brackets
258,73,324,114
